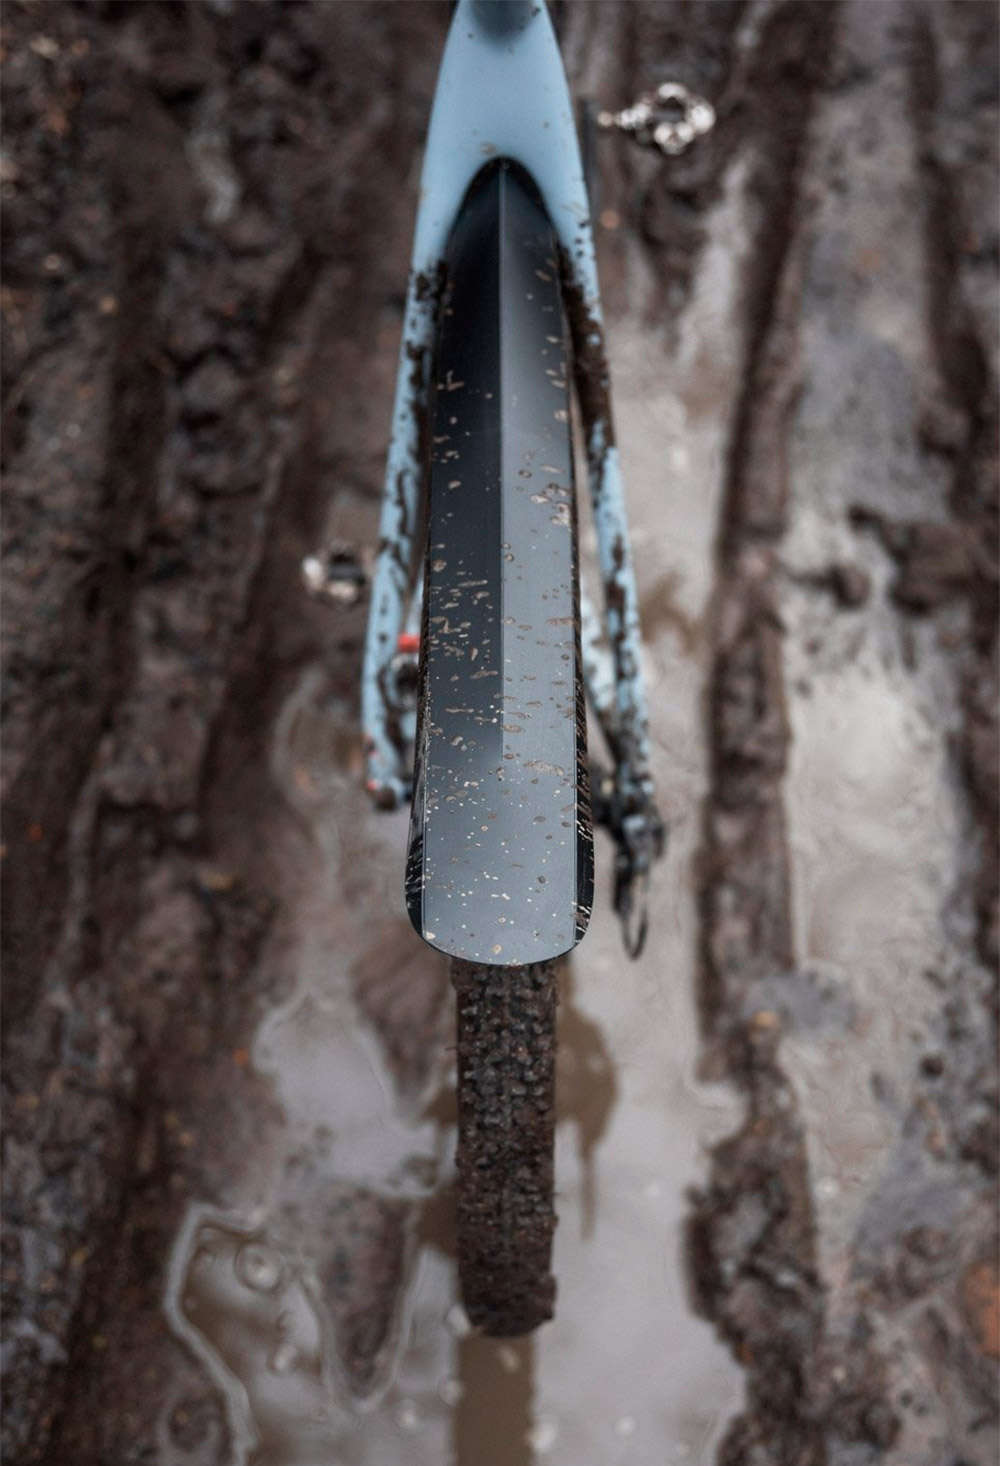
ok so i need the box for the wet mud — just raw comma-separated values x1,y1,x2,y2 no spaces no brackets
3,2,997,1465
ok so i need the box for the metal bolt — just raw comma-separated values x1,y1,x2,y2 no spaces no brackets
597,81,716,157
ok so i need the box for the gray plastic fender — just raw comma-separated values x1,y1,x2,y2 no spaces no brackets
405,161,593,966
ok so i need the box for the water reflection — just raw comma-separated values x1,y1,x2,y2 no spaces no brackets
454,1337,536,1466
168,1209,349,1466
166,938,618,1465
555,962,617,1239
415,971,616,1466
415,1186,538,1466
164,649,739,1462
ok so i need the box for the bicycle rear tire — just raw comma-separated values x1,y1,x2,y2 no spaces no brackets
451,957,558,1336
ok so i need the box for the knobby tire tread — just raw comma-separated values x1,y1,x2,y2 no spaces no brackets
450,958,558,1336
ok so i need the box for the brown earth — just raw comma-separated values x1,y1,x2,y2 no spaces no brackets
2,2,997,1464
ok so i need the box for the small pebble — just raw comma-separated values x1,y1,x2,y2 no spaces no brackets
446,1303,472,1338
526,1418,558,1453
439,1377,464,1407
269,1341,298,1375
396,1400,420,1432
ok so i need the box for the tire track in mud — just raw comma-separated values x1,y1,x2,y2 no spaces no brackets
2,3,447,1460
686,4,902,1462
690,3,998,1462
907,2,998,979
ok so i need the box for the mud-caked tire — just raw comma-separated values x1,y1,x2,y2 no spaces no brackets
450,958,559,1336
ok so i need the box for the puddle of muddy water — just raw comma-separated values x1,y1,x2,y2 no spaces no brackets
164,157,757,1465
165,631,742,1463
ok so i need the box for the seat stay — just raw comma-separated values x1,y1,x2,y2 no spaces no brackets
362,0,652,819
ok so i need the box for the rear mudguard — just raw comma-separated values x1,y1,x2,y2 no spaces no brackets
406,162,593,967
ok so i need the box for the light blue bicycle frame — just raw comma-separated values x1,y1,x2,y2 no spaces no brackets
361,0,660,951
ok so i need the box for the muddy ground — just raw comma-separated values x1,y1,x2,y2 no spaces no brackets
2,2,997,1464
